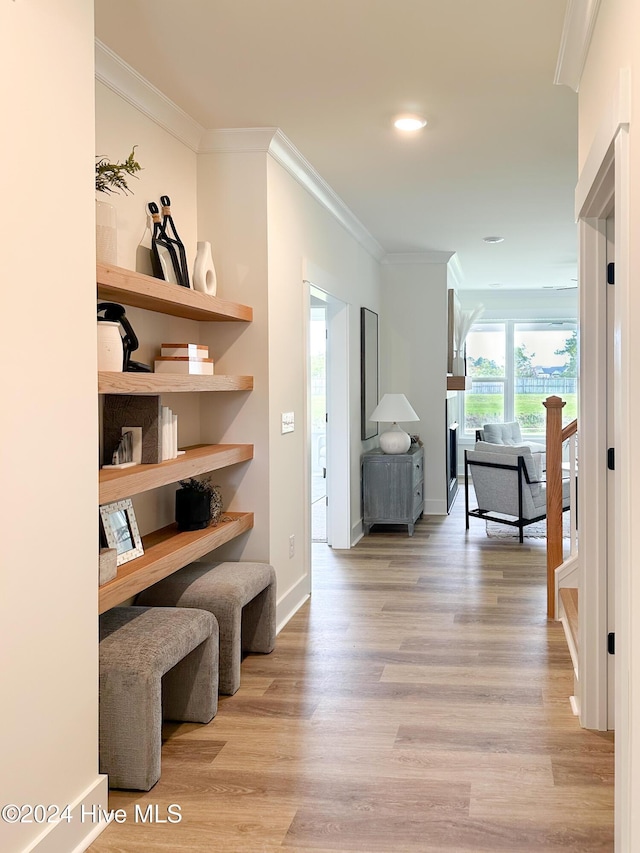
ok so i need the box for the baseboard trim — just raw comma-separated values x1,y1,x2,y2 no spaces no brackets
25,775,108,853
276,574,309,633
423,498,447,515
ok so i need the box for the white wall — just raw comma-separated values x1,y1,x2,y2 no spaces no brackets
458,287,578,320
196,150,271,565
578,2,640,847
0,3,106,852
195,146,382,621
266,156,382,598
381,261,448,514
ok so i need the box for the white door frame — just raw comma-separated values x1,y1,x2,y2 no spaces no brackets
575,69,630,851
303,263,351,554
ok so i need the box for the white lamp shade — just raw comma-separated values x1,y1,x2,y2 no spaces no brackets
369,393,419,423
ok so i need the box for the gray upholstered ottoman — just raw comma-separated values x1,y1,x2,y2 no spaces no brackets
137,561,276,695
99,605,218,790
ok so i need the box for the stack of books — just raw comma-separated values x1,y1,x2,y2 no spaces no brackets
154,342,214,375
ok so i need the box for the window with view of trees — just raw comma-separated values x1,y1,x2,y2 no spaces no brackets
463,321,577,437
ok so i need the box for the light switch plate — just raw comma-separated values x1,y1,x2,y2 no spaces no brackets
281,412,294,434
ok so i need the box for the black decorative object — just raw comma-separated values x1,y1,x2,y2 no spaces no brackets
176,485,212,531
175,477,222,531
97,302,151,372
148,201,183,286
160,195,190,288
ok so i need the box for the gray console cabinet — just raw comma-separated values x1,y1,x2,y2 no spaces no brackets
362,446,424,535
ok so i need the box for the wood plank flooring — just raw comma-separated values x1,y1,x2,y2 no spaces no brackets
90,498,614,852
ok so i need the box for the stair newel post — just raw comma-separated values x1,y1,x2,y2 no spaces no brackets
543,395,566,619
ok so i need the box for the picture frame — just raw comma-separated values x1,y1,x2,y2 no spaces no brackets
99,498,144,566
360,306,379,441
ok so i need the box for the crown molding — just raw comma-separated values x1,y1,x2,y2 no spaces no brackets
447,254,464,289
554,0,602,92
383,251,455,265
95,40,205,151
200,128,386,260
95,44,385,261
199,127,280,153
268,129,386,261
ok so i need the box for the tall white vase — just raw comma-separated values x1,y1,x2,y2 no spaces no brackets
96,198,117,265
97,320,124,371
192,241,217,296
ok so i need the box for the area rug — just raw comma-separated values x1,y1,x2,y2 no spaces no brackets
486,514,571,539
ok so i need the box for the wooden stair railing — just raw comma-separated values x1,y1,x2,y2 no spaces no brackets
543,395,578,619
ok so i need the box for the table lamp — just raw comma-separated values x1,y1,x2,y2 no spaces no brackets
369,393,419,454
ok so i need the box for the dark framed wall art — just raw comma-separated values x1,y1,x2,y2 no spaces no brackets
360,307,379,441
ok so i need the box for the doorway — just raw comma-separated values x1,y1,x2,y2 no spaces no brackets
304,274,351,565
310,295,327,543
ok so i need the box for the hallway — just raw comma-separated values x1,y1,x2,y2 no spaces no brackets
91,500,614,852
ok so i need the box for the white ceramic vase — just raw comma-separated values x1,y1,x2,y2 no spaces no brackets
96,198,117,265
193,241,217,296
97,320,124,371
452,349,466,376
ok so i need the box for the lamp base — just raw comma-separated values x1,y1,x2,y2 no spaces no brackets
379,423,411,454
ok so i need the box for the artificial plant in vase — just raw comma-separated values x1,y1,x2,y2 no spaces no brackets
175,477,223,531
95,147,142,265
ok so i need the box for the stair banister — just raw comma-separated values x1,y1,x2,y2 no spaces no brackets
543,395,566,619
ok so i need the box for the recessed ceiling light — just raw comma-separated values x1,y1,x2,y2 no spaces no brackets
489,282,502,287
394,114,427,131
483,236,504,244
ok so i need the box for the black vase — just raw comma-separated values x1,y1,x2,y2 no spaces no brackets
175,489,212,531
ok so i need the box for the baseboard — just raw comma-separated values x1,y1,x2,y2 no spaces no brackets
423,497,447,515
351,519,364,546
276,573,310,633
24,775,108,853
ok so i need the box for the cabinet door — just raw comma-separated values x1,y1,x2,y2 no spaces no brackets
364,457,412,520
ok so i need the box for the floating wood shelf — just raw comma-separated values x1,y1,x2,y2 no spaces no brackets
98,372,253,394
447,375,472,391
98,512,254,613
97,263,252,322
99,444,254,504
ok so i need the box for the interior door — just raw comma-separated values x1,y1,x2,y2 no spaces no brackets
606,212,615,729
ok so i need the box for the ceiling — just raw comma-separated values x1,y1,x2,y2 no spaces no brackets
95,0,578,291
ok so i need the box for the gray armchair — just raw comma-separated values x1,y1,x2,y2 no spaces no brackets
465,442,569,542
475,421,545,455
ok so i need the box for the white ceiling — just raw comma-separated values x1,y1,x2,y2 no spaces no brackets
95,0,578,291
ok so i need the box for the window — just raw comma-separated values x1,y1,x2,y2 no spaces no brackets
463,320,577,437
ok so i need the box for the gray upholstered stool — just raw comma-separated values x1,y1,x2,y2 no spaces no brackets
137,561,276,695
99,605,218,791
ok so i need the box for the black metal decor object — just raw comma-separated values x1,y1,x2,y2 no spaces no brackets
160,195,190,288
147,201,183,286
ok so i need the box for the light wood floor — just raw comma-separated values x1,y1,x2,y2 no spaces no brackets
90,495,614,852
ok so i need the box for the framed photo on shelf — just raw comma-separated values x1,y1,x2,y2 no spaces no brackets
99,498,144,566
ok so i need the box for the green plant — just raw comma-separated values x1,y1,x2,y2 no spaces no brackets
179,477,215,495
95,146,142,195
